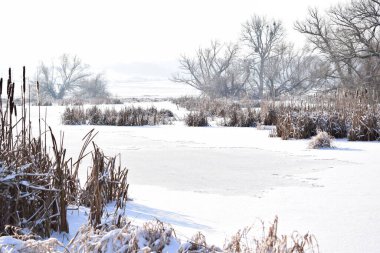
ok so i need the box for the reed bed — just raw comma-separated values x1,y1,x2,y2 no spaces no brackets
175,90,379,141
262,90,380,140
0,68,129,238
62,106,174,126
174,96,260,127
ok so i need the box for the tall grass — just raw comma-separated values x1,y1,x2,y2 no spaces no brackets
0,68,129,237
261,89,379,141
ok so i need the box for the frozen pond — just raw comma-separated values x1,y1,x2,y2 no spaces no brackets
24,96,380,253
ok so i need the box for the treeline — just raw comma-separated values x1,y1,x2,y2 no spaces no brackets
173,0,380,99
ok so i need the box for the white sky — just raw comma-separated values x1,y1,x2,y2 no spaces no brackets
0,0,349,80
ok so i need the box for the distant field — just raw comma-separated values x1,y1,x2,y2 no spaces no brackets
107,80,200,99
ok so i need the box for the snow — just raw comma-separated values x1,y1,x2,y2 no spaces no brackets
107,80,200,99
3,83,380,252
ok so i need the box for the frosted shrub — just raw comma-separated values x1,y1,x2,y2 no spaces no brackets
309,131,333,149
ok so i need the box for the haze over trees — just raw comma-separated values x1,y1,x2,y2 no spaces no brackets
174,0,380,99
36,54,110,101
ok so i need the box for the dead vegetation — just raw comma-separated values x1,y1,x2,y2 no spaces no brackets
185,111,209,127
0,68,129,239
66,216,318,253
266,89,380,140
175,89,379,141
224,217,318,253
309,131,333,149
62,105,174,126
174,96,260,127
68,218,178,253
0,236,66,253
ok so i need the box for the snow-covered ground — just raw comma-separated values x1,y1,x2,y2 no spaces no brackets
107,80,200,99
5,82,380,252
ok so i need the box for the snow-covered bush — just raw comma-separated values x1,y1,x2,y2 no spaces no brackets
309,131,333,149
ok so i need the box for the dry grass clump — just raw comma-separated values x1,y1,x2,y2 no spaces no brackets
309,131,333,149
179,232,222,252
224,217,319,253
276,111,318,140
80,143,129,227
222,108,258,127
62,105,174,126
185,111,209,127
68,218,177,253
260,102,278,126
348,105,379,141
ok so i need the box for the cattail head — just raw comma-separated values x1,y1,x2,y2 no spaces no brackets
8,68,11,84
10,101,13,115
23,66,26,94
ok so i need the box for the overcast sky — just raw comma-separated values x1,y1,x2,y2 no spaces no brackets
1,0,349,80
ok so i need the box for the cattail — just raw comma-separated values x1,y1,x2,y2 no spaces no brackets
0,78,2,96
10,101,13,115
14,104,17,117
23,66,26,94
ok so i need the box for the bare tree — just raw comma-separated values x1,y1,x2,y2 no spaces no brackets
263,43,324,97
295,1,380,92
294,8,350,89
241,15,285,98
172,41,250,98
329,0,380,90
37,54,91,100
